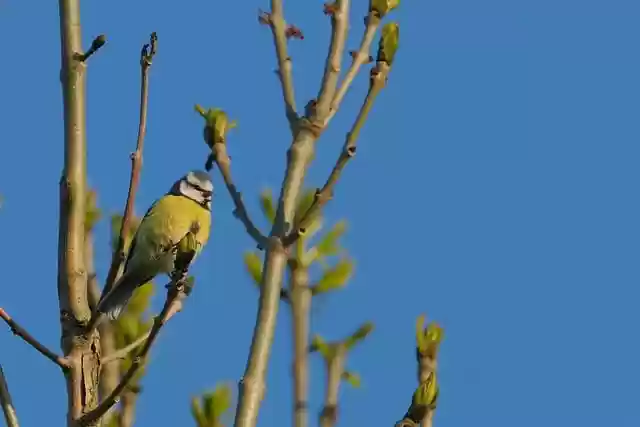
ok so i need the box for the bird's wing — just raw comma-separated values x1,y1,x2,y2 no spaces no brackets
122,198,160,272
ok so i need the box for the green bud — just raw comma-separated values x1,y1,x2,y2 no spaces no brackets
311,258,354,296
342,371,361,388
370,0,400,17
195,105,238,148
377,22,400,65
412,372,438,409
416,314,444,357
310,335,333,359
344,321,374,349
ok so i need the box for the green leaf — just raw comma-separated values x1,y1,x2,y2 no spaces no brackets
124,282,154,317
85,189,102,232
244,251,263,285
344,321,374,349
191,396,208,427
110,213,141,253
311,258,354,295
193,383,233,427
116,315,139,342
369,0,400,17
259,189,276,224
342,370,361,388
315,220,347,257
209,384,232,419
295,189,316,221
377,22,400,65
309,335,333,360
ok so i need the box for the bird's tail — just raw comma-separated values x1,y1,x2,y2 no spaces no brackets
95,272,147,321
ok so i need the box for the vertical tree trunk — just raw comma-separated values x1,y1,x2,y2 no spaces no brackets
57,0,101,424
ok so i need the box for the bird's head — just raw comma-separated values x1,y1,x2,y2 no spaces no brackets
172,170,214,210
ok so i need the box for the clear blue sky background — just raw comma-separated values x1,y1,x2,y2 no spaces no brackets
1,0,639,426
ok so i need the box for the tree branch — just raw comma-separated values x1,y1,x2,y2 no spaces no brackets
231,5,388,427
0,365,20,427
318,345,346,427
0,308,69,370
314,0,351,120
58,0,101,420
264,1,299,129
101,330,151,365
208,137,268,249
285,62,390,246
324,12,381,126
102,32,158,301
76,278,190,426
85,228,121,401
289,263,312,427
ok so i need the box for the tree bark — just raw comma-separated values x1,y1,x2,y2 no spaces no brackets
57,0,101,424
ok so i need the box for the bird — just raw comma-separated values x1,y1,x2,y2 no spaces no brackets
94,170,213,321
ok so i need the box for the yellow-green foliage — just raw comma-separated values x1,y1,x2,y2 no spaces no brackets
415,314,444,358
191,383,233,427
244,188,354,295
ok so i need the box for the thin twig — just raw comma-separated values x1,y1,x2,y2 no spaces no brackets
324,12,381,126
75,278,189,426
266,1,299,129
318,346,346,427
101,330,151,365
209,138,268,249
0,365,19,427
314,0,351,120
101,32,158,302
285,62,390,246
0,308,69,370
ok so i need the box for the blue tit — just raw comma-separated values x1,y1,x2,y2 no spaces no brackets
95,170,213,321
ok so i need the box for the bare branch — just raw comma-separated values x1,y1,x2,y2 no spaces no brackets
318,345,346,427
314,0,351,120
0,365,19,427
101,329,151,365
85,226,120,400
285,62,391,246
77,35,106,62
260,3,299,129
206,135,268,249
0,308,69,370
76,278,190,426
102,32,158,301
289,263,312,427
324,12,381,125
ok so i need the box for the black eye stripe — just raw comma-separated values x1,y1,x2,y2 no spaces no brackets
187,181,212,194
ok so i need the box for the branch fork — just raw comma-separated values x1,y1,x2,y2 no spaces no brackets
76,277,192,426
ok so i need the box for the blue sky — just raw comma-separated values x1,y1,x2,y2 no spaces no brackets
1,0,640,426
